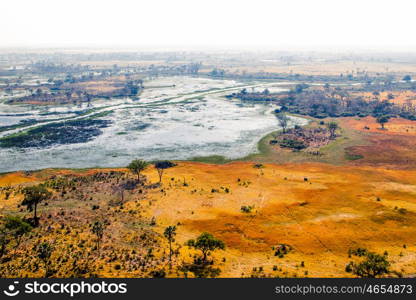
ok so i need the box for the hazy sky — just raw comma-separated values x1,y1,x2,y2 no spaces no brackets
2,0,416,50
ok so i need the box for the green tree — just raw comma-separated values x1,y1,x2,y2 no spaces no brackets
376,115,390,130
326,121,338,139
182,233,225,278
346,250,390,278
36,241,54,277
186,232,225,263
21,185,52,225
403,75,412,82
127,159,149,183
164,226,177,268
154,161,176,184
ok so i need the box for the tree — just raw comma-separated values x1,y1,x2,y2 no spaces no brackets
376,115,390,130
21,185,52,225
164,226,177,269
346,250,390,278
186,232,225,263
403,75,412,82
127,159,149,183
182,232,225,278
276,113,289,133
326,121,338,139
154,161,176,184
91,221,105,254
294,83,308,93
36,241,54,277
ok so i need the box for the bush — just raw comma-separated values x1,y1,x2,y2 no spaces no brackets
241,205,254,213
279,139,307,151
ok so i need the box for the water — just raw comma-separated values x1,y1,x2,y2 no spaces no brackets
0,77,307,172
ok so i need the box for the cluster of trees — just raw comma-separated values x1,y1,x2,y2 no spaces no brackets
127,159,176,184
226,88,278,101
275,89,410,120
229,83,415,122
8,71,145,105
208,68,383,83
146,63,202,77
209,68,226,77
273,113,339,151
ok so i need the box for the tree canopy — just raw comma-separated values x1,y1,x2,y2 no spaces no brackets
186,232,225,263
154,161,176,183
21,184,52,225
346,249,390,278
127,159,149,183
376,115,390,129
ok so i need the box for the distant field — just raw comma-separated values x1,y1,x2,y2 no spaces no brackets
220,60,416,76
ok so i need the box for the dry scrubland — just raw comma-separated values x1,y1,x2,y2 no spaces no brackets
1,116,416,277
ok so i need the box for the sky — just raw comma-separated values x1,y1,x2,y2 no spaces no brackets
1,0,416,51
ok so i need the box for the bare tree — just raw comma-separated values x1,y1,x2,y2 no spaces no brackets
276,113,289,133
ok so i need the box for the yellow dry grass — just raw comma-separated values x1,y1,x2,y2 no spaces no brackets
130,161,416,277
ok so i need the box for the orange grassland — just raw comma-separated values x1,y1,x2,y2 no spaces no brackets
140,161,416,277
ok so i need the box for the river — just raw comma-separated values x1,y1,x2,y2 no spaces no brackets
0,77,307,172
